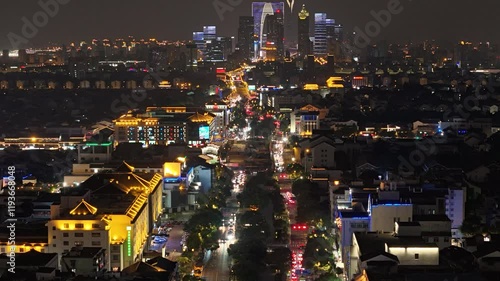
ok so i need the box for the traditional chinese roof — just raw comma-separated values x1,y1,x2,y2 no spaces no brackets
188,112,215,123
69,199,98,216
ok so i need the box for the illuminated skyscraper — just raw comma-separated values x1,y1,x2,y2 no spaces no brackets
238,16,255,60
314,13,342,57
193,32,205,60
314,13,328,57
252,2,285,59
297,4,310,59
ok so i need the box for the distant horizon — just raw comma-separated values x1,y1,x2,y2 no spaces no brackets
1,0,499,50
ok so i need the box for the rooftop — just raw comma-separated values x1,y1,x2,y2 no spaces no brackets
0,249,57,267
63,247,104,258
413,215,451,222
339,211,370,219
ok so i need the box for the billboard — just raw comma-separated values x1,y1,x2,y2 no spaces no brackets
199,126,210,140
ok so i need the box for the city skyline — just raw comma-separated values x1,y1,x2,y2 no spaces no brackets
1,0,500,49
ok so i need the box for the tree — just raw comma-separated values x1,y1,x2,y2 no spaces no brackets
314,272,342,281
229,237,268,261
177,257,193,278
237,182,270,208
460,214,484,236
303,229,334,271
286,163,305,179
266,247,292,271
333,125,358,138
239,211,271,241
232,260,265,281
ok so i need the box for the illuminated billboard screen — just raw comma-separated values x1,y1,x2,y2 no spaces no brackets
199,126,210,140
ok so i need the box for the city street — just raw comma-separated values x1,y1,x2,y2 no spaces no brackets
203,241,231,281
201,169,244,280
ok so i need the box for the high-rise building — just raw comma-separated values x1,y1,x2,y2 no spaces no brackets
203,26,217,60
262,13,284,60
297,4,310,59
203,26,217,42
314,13,328,57
238,16,255,60
193,31,205,60
252,2,285,59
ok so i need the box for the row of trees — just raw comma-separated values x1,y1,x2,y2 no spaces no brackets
229,173,291,281
178,165,234,280
291,177,342,280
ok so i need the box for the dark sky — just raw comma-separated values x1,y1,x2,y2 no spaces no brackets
1,0,499,49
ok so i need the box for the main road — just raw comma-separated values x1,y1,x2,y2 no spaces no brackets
202,171,245,281
203,241,231,281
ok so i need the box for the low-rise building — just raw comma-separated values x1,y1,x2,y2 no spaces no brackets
61,246,106,277
47,165,163,272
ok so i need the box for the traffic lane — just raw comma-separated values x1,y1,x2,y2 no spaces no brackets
203,242,230,281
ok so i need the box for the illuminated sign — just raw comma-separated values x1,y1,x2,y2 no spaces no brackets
199,126,210,140
216,68,226,74
353,76,364,80
126,226,131,257
163,162,181,178
303,84,319,91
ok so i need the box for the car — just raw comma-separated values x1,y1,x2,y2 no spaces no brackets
154,237,167,243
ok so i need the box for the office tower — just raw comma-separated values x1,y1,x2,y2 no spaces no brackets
252,2,285,59
206,37,231,62
238,16,255,60
193,31,205,60
314,13,328,57
262,13,284,60
203,26,217,60
219,37,234,61
297,4,310,59
203,26,217,42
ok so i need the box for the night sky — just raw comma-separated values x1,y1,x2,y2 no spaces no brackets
1,0,499,49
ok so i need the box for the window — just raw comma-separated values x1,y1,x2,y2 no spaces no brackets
92,224,100,228
75,233,84,237
91,241,101,246
63,241,69,246
75,241,83,246
414,253,419,260
53,244,56,247
0,248,4,253
112,254,120,261
63,233,69,237
92,233,100,238
53,236,56,239
433,237,439,242
75,223,84,229
52,226,56,231
63,223,69,229
19,248,24,253
444,237,450,242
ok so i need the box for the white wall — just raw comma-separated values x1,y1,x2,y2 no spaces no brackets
370,204,413,233
386,245,439,265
